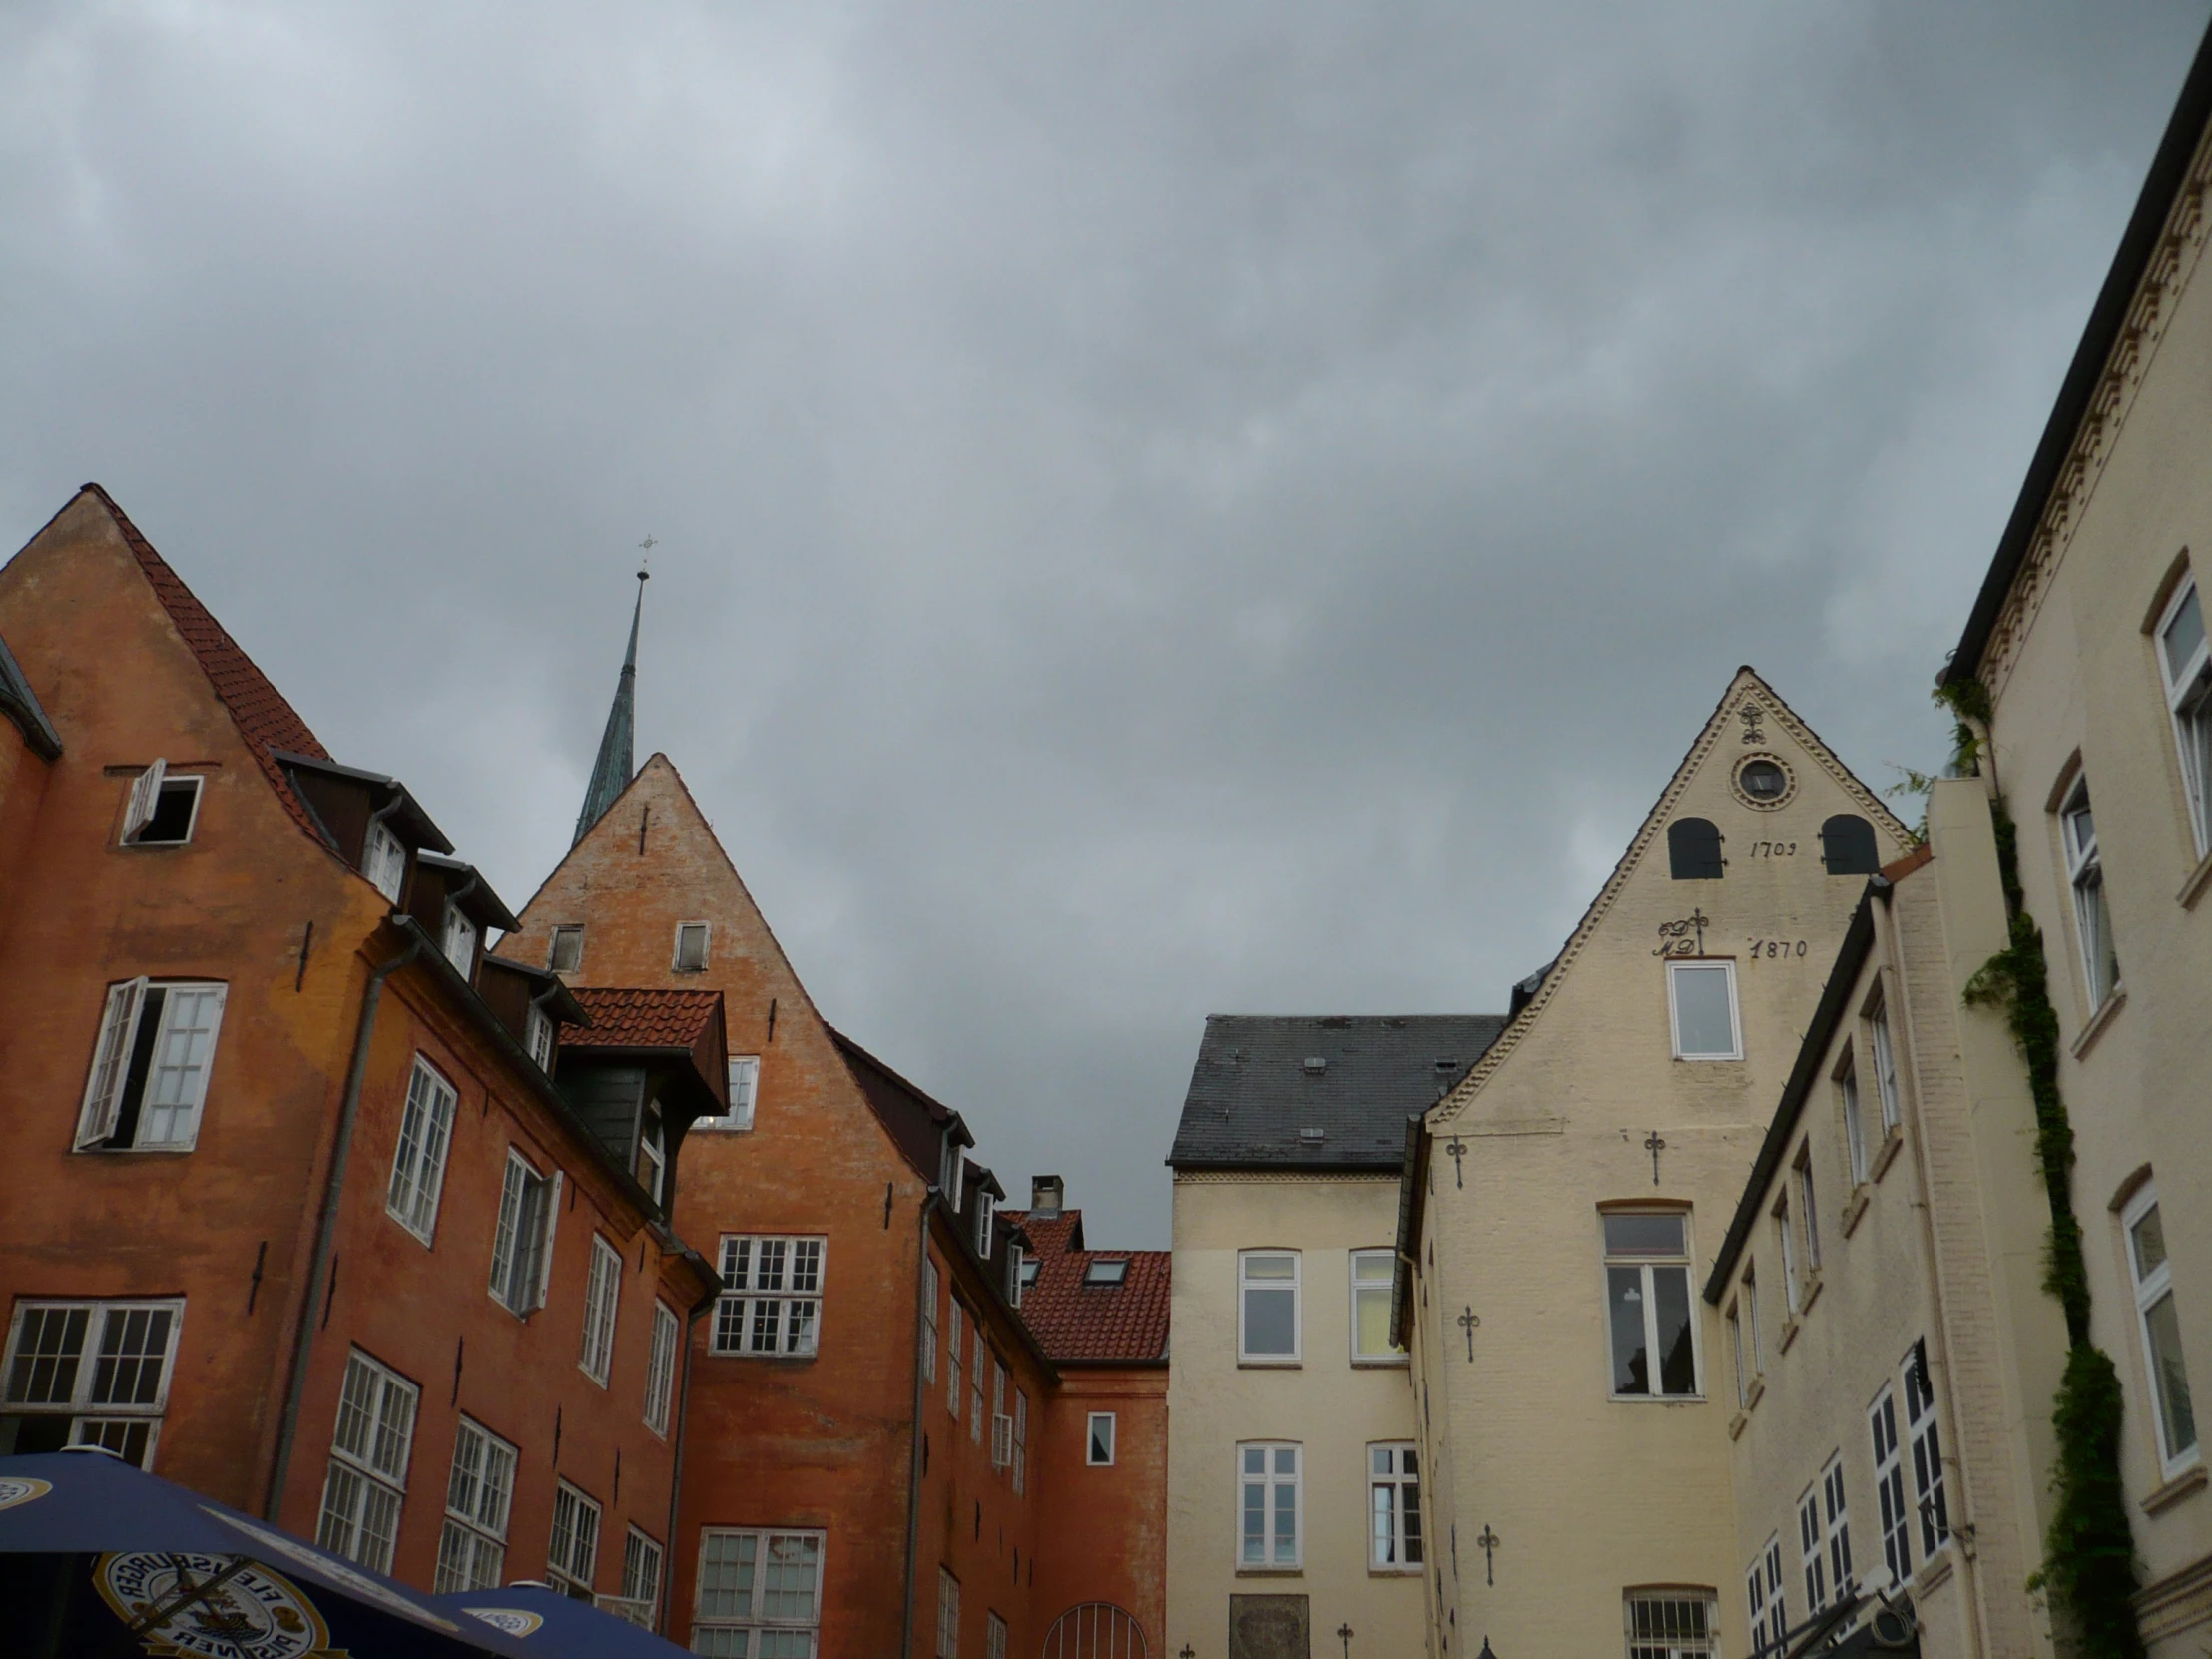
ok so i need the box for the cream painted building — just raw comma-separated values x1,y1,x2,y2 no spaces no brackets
1397,672,1912,1658
1166,1014,1504,1659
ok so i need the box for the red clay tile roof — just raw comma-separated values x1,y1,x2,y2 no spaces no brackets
562,986,724,1050
1006,1209,1170,1365
82,484,332,842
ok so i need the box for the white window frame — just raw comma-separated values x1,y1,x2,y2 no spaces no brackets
579,1234,622,1387
434,1415,517,1594
1666,959,1742,1061
316,1349,419,1574
488,1150,560,1317
986,1610,1008,1659
1746,1534,1785,1650
1238,1250,1302,1366
607,1526,663,1628
362,818,408,902
644,1300,680,1437
921,1258,940,1384
1774,1199,1800,1319
693,1528,826,1657
1623,1589,1719,1659
1821,1454,1854,1602
637,1103,666,1206
969,1328,985,1445
696,1055,761,1133
442,903,478,977
1006,1243,1025,1308
1013,1389,1029,1495
936,1565,960,1659
673,921,711,973
1838,1054,1870,1186
1087,1410,1116,1467
547,1479,602,1598
0,1298,184,1467
1901,1347,1950,1561
525,1005,555,1072
947,1300,963,1417
1797,1481,1827,1613
74,978,229,1153
1795,1150,1822,1278
1236,1440,1303,1571
1868,999,1902,1136
2124,1185,2200,1475
1350,1248,1404,1365
973,1189,997,1255
547,924,585,973
1368,1441,1422,1572
121,762,204,847
1604,1212,1702,1400
712,1235,825,1358
2060,775,2120,1008
2157,575,2212,856
1870,1384,1911,1588
385,1056,459,1245
1727,1302,1747,1410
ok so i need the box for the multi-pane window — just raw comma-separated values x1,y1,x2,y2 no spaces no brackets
637,1104,666,1206
2158,576,2212,855
1902,1348,1949,1559
1087,1411,1116,1466
2060,777,2120,1007
525,1005,556,1072
973,1189,997,1255
362,817,408,901
1820,1455,1853,1600
547,1480,602,1599
1351,1249,1402,1362
1369,1443,1422,1571
1838,1055,1869,1186
1238,1251,1300,1364
1006,1244,1025,1308
1604,1213,1698,1397
75,979,228,1151
698,1056,761,1133
1727,1303,1748,1410
645,1301,680,1437
673,922,711,973
1870,1385,1911,1587
947,1301,963,1417
1774,1200,1800,1320
580,1235,622,1386
613,1528,664,1629
713,1236,824,1357
1238,1442,1301,1569
990,1359,1011,1469
1868,999,1902,1135
317,1351,418,1573
386,1057,458,1244
1794,1152,1822,1277
2124,1188,2198,1471
1797,1482,1827,1612
1013,1390,1029,1495
442,903,478,976
969,1329,985,1445
921,1259,940,1385
694,1529,825,1658
0,1300,182,1466
489,1151,560,1316
936,1566,960,1659
547,924,585,973
986,1611,1008,1659
434,1416,517,1593
1666,960,1741,1060
120,761,202,846
1746,1536,1785,1650
1623,1591,1718,1659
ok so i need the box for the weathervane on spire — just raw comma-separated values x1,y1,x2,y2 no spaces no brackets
638,535,655,583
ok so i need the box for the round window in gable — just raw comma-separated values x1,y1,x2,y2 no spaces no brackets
1733,755,1795,810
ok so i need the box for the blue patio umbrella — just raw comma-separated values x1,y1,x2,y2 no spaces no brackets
0,1446,539,1658
431,1582,693,1654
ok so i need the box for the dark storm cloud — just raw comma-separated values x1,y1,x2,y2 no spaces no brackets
4,0,2204,1243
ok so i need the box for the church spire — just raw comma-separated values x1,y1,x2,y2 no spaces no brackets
573,559,649,846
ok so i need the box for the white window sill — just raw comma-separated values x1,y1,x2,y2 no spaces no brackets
2142,1460,2207,1515
2179,844,2212,910
1608,1391,1709,1405
2070,984,2127,1060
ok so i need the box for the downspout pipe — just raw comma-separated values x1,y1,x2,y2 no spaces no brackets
900,1178,942,1659
264,932,423,1521
662,1259,720,1636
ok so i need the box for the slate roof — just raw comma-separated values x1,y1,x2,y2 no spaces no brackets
562,987,723,1051
1007,1210,1171,1365
1169,1014,1508,1170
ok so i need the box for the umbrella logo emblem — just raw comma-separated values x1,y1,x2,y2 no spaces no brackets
0,1476,52,1510
95,1552,331,1659
463,1607,546,1635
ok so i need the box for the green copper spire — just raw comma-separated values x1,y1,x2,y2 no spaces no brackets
574,566,647,846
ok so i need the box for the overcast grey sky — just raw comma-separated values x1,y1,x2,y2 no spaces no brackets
5,1,2204,1246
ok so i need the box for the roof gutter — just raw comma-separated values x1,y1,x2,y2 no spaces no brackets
659,1249,721,1637
1390,1115,1430,1350
900,1183,941,1659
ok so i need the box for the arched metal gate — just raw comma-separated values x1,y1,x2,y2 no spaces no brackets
1040,1602,1148,1659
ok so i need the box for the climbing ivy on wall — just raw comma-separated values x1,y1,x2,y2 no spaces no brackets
1940,677,2143,1658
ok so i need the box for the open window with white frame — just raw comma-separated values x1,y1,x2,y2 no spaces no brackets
547,1479,602,1599
1624,1588,1719,1659
434,1415,517,1593
2156,572,2212,856
713,1235,824,1358
1369,1442,1422,1571
489,1150,560,1316
75,978,229,1153
694,1055,760,1134
2123,1183,2199,1476
316,1349,419,1574
694,1528,825,1657
606,1527,663,1629
1726,1300,1748,1410
1238,1250,1300,1365
1773,1195,1800,1322
0,1299,183,1466
1836,1047,1870,1187
2059,773,2121,1009
386,1056,458,1245
119,760,204,847
362,817,408,902
1666,960,1742,1061
1237,1441,1301,1570
1866,992,1902,1138
1603,1211,1699,1398
644,1301,680,1437
1350,1248,1404,1364
580,1234,622,1386
1793,1146,1822,1284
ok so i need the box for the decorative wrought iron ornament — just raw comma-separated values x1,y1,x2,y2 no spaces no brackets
1445,1134,1468,1189
1476,1523,1501,1587
1337,1623,1355,1659
1652,909,1710,957
1644,1130,1666,1186
1458,1305,1480,1362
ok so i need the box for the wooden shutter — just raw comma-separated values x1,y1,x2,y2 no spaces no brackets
76,979,149,1147
121,761,166,843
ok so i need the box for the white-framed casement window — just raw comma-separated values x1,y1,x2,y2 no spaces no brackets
580,1234,622,1386
972,1189,997,1255
921,1259,941,1384
1087,1411,1116,1466
2123,1186,2199,1473
2060,776,2121,1008
433,1415,517,1593
606,1527,663,1629
696,1056,761,1134
1006,1243,1025,1308
1869,1384,1912,1587
986,1610,1008,1659
2157,575,2212,855
936,1565,961,1659
442,903,479,977
120,761,203,847
1726,1302,1748,1410
644,1301,679,1437
637,1103,666,1206
547,925,586,974
386,1056,459,1244
316,1350,419,1574
990,1358,1011,1469
1369,1442,1422,1571
1012,1390,1029,1495
1746,1535,1785,1650
1868,998,1902,1136
693,1529,826,1658
75,978,229,1152
1603,1212,1699,1398
1821,1455,1854,1598
1774,1199,1800,1320
1350,1248,1403,1363
547,1480,602,1599
673,922,711,973
1623,1589,1719,1659
1238,1441,1302,1570
362,817,408,902
525,1004,556,1072
947,1301,963,1417
1744,1263,1764,1377
1838,1053,1870,1186
1238,1250,1301,1365
0,1299,183,1466
1666,960,1741,1061
1797,1481,1827,1613
969,1329,985,1445
1795,1150,1822,1280
489,1151,560,1317
1901,1347,1950,1559
712,1236,824,1358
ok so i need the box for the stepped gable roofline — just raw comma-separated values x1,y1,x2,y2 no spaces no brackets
0,627,60,760
270,749,452,854
72,484,332,843
1170,1012,1508,1172
1006,1208,1171,1366
1944,16,2212,691
1428,667,1908,1130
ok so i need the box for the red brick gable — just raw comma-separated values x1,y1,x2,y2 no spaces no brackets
1007,1209,1170,1364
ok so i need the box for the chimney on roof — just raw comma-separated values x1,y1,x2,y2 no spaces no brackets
1030,1175,1064,1217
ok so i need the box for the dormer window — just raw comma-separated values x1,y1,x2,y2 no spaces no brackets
1007,1244,1025,1307
525,1005,555,1071
1084,1260,1128,1288
362,819,407,902
442,905,478,976
121,762,203,847
638,1104,666,1206
1019,1258,1041,1289
547,926,585,973
973,1190,996,1255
